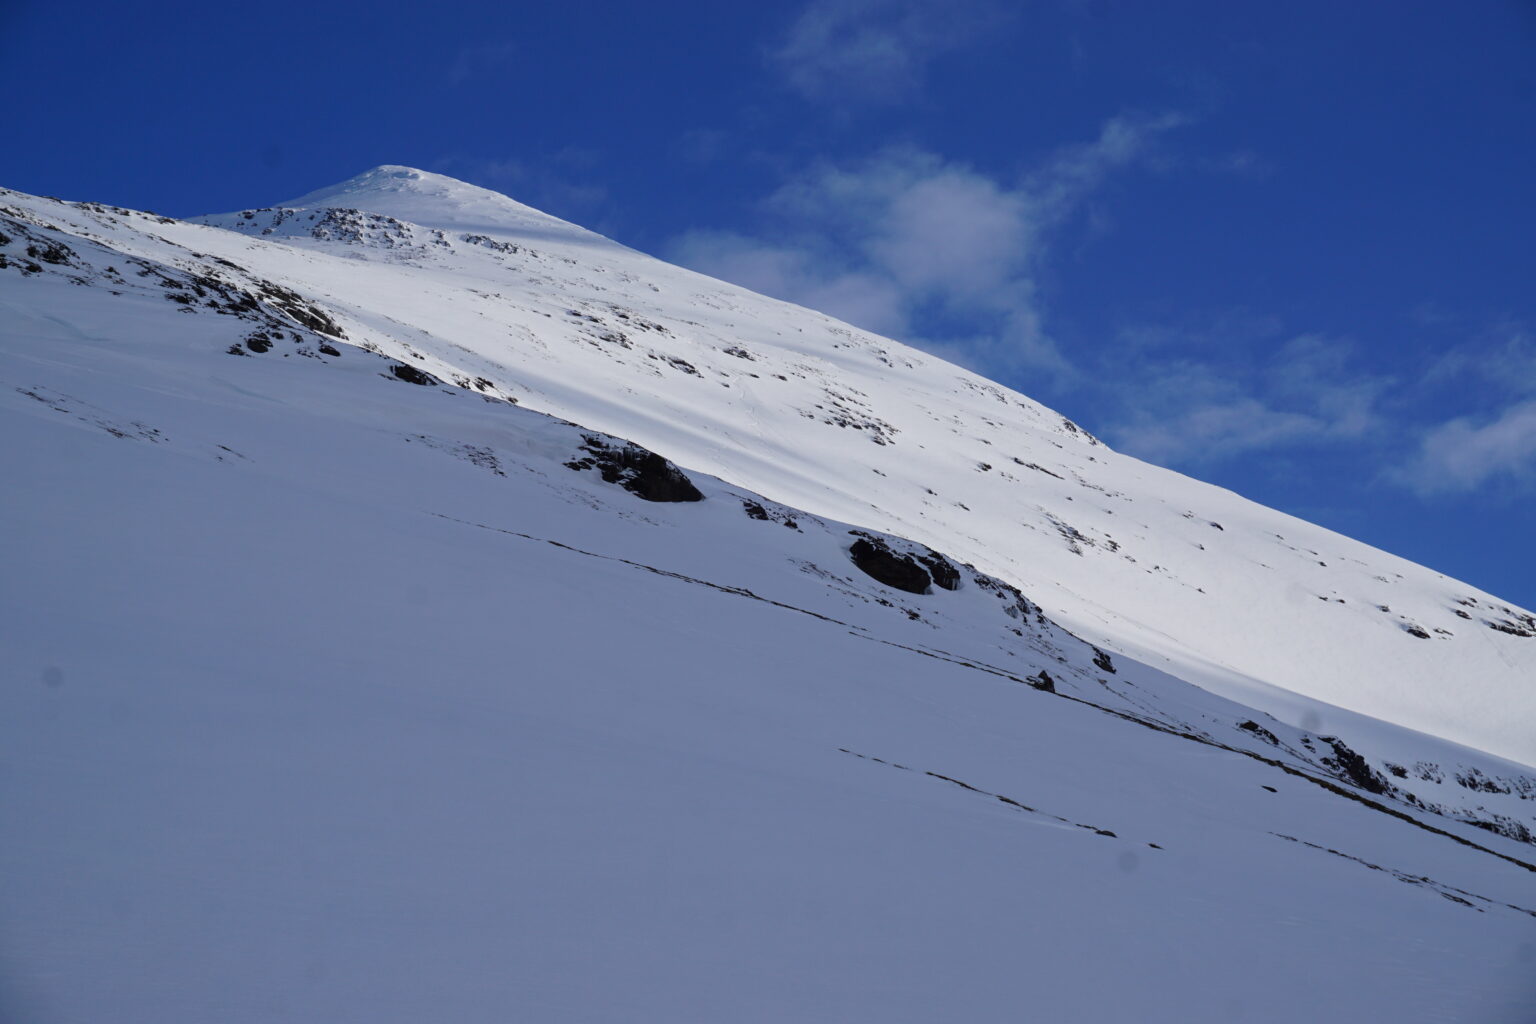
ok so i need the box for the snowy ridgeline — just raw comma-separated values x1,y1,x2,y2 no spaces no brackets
2,176,1536,1022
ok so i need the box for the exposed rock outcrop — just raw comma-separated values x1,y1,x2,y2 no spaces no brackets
565,435,704,502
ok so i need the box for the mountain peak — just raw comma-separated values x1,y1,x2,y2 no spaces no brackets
270,165,607,245
282,165,487,207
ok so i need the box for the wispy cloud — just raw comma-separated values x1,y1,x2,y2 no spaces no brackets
669,114,1184,380
669,231,911,336
1398,401,1536,494
771,0,1007,103
1095,309,1536,502
1422,321,1536,397
1396,322,1536,493
1098,332,1390,466
1024,113,1189,213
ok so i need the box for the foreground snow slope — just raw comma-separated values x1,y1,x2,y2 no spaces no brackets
3,222,1536,1022
10,165,1516,766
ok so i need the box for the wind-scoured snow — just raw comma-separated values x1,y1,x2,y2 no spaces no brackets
3,173,1535,1023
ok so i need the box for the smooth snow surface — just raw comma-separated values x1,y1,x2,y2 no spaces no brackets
3,174,1536,1023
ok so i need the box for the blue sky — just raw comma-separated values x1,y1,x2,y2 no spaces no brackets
4,0,1533,607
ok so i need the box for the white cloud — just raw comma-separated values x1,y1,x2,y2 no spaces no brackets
1114,397,1328,466
1268,333,1390,437
670,115,1183,380
1025,113,1188,216
1383,321,1536,494
1099,317,1536,497
1423,323,1536,398
1398,400,1536,494
768,150,1035,301
772,0,1005,102
1099,334,1389,466
668,230,911,336
672,148,1066,375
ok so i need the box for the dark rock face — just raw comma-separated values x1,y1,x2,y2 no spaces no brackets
28,240,74,265
1321,737,1393,796
917,552,961,591
389,363,440,386
848,538,931,595
1092,648,1116,674
847,531,961,595
565,436,704,502
973,574,1034,621
1028,670,1056,693
741,499,798,529
1238,720,1279,745
257,280,347,338
1454,767,1514,794
1463,815,1535,845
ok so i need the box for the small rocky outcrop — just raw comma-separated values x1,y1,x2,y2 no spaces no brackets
917,551,961,591
1462,815,1535,845
847,532,963,595
972,574,1035,622
848,536,932,595
1321,737,1393,796
243,330,274,354
565,435,704,502
741,499,799,529
254,279,347,338
1237,720,1279,745
389,362,440,386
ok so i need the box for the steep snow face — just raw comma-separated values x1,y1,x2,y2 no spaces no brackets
6,171,1535,773
4,212,1536,1021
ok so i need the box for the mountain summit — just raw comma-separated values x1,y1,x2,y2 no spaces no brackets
4,173,1535,1022
256,164,612,244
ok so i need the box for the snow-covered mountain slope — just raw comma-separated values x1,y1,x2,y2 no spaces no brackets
3,210,1535,1021
11,165,1518,768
